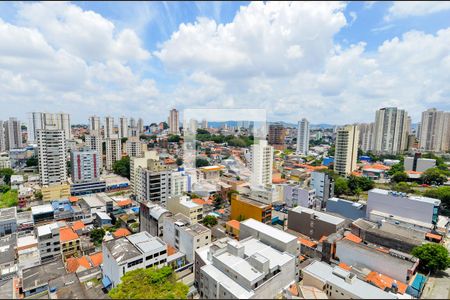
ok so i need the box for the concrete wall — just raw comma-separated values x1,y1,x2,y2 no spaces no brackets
287,209,340,241
326,198,366,220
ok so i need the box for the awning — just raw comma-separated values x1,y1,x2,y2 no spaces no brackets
102,276,112,288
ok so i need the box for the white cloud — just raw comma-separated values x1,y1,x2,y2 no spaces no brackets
386,1,450,20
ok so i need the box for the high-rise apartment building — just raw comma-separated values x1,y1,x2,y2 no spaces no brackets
37,126,67,185
85,133,103,170
104,116,114,139
249,140,273,187
334,125,359,177
296,118,310,155
268,123,286,149
119,117,128,139
0,120,4,152
168,109,179,134
373,107,409,154
3,117,23,150
201,118,208,129
88,115,101,134
358,122,375,152
129,117,136,128
419,108,450,152
137,118,144,134
29,112,71,142
70,148,101,184
105,135,122,170
125,136,145,158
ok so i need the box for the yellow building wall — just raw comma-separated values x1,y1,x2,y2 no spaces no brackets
42,184,71,202
230,194,264,222
225,224,240,239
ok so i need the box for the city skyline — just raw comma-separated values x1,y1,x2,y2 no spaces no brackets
0,1,450,124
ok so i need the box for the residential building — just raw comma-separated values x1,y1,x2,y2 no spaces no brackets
102,231,168,288
84,132,103,168
88,115,101,135
283,185,315,208
0,152,10,168
21,259,67,298
310,171,334,205
0,121,5,152
37,126,67,186
41,184,71,202
268,123,286,149
169,108,179,134
335,238,418,282
230,193,272,224
163,213,211,262
358,122,375,152
167,195,203,224
326,198,366,220
197,237,296,299
249,140,273,187
139,202,172,238
119,116,128,138
334,125,359,176
105,135,122,170
70,148,101,183
301,260,395,299
28,112,71,142
367,188,441,225
133,157,171,204
31,204,55,224
94,211,112,227
373,107,409,154
404,153,436,172
130,151,158,194
137,118,144,134
288,206,347,240
60,226,81,260
170,170,188,196
36,222,61,263
198,165,224,181
125,136,145,157
0,207,17,237
296,118,310,155
104,116,114,139
419,108,450,152
3,117,23,150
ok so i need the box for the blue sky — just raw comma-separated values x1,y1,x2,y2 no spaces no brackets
0,1,449,124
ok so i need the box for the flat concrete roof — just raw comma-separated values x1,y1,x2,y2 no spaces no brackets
22,259,66,292
369,188,441,206
31,204,53,215
241,218,298,244
291,206,346,225
0,207,16,220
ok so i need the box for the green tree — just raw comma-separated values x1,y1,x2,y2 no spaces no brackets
176,158,183,166
34,190,43,200
109,266,189,299
387,162,404,176
393,182,414,194
90,228,105,246
168,134,180,143
121,137,128,144
334,177,349,196
196,128,209,134
0,185,10,193
162,122,169,130
421,168,447,185
227,190,239,201
195,158,210,168
0,190,18,208
0,168,14,185
411,243,450,273
391,171,408,183
213,194,224,209
26,156,38,167
112,156,131,179
202,215,218,227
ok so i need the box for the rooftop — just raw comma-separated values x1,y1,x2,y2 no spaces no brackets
0,234,16,265
302,260,395,299
60,227,79,242
291,206,346,225
113,228,131,238
127,231,166,254
31,204,53,215
202,264,254,298
0,207,16,220
240,218,297,244
22,259,67,292
369,188,441,206
226,220,240,230
96,211,112,220
105,237,141,263
36,222,59,237
82,195,106,208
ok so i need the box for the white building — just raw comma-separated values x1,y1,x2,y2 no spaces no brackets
358,123,375,152
0,207,17,237
419,108,450,152
130,151,159,195
37,126,67,185
167,195,203,224
102,231,168,288
3,117,23,150
404,156,436,172
105,135,122,170
163,213,211,262
119,116,128,139
171,171,188,196
249,140,273,188
334,125,359,177
367,188,441,225
85,133,103,170
0,152,10,169
169,109,179,135
70,148,101,184
283,185,315,208
311,171,334,204
301,260,396,299
0,121,4,152
104,116,114,139
373,107,409,155
198,237,296,299
139,203,172,238
36,222,61,263
296,118,310,155
137,118,144,134
28,112,71,143
88,115,101,135
125,136,145,158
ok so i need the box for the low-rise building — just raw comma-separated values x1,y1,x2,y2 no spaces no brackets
102,231,168,288
31,204,55,224
0,207,17,237
0,233,17,280
404,156,436,173
41,183,71,202
301,260,395,299
94,212,112,227
283,185,315,208
230,193,272,224
163,213,211,262
36,222,61,263
139,202,172,238
60,227,81,260
21,259,67,297
167,195,203,224
17,233,41,270
288,206,347,240
326,198,366,220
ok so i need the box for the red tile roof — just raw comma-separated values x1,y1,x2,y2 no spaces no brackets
226,220,240,230
426,232,442,241
365,271,408,294
60,227,79,243
344,233,362,244
66,256,91,273
89,252,103,267
71,220,85,231
298,238,317,248
68,196,79,203
338,262,352,271
167,245,177,256
113,228,131,238
117,199,132,207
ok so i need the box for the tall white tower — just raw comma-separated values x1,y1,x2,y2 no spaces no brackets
296,118,310,155
249,140,274,187
334,125,359,177
89,116,101,134
104,116,114,139
37,125,67,185
119,117,128,139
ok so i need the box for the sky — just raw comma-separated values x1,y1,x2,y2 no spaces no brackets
0,1,450,125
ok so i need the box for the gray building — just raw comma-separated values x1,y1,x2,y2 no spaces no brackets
0,233,17,280
21,258,67,297
283,185,315,208
139,202,172,238
326,198,366,220
404,155,436,173
36,222,61,263
0,207,17,237
288,206,347,240
311,171,334,206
